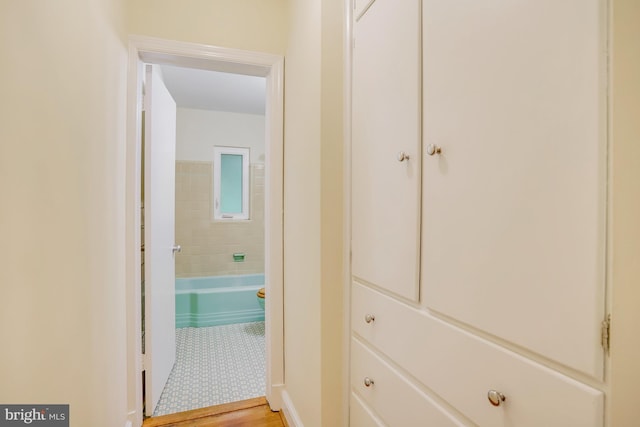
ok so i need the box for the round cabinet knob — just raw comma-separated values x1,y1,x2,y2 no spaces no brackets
397,151,410,162
363,377,375,387
487,390,506,407
426,144,442,156
364,314,375,324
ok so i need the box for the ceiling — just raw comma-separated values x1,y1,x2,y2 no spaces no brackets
160,65,266,115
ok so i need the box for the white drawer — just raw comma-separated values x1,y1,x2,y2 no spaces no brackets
352,281,604,427
351,336,470,427
350,392,385,427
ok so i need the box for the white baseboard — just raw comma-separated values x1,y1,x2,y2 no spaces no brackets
126,409,141,427
267,383,285,410
281,390,304,427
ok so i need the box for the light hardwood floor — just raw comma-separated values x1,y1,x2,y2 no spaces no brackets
143,397,288,427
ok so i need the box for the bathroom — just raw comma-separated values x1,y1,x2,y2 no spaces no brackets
155,64,267,416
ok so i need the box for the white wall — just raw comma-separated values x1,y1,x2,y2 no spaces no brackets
283,0,323,424
320,0,345,425
176,108,266,163
0,1,128,426
278,0,346,425
128,0,288,55
610,0,640,424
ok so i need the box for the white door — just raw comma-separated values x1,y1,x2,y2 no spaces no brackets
351,0,422,301
421,0,607,379
144,64,177,415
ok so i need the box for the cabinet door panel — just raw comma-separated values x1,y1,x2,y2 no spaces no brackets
422,0,607,377
352,0,422,301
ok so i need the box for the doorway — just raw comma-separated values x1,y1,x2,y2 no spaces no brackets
125,36,284,427
155,64,267,416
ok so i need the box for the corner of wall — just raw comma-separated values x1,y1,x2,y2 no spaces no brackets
281,390,305,427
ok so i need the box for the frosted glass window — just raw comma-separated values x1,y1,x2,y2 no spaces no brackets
220,154,243,213
213,147,250,220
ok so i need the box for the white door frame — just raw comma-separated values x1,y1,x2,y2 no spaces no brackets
125,35,284,427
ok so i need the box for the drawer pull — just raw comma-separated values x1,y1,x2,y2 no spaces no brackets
426,144,442,156
364,314,376,324
397,151,410,162
487,390,506,407
364,377,375,387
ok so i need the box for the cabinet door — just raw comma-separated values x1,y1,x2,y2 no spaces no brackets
422,0,607,378
352,0,422,301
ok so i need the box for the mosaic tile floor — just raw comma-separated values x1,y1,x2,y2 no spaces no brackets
153,321,266,416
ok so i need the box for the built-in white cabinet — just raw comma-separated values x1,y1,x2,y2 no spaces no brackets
349,0,609,425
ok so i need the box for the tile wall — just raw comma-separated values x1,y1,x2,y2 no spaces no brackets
175,161,265,278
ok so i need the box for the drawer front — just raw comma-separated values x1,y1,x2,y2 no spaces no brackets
352,281,604,427
350,392,385,427
351,337,470,427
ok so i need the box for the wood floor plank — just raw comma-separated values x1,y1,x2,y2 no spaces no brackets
279,411,290,427
175,405,283,427
143,397,285,427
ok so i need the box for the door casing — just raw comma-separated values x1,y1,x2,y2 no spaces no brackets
125,35,284,427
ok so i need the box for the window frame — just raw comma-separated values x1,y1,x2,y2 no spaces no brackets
212,146,250,221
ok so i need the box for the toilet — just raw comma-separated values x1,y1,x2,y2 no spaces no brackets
256,287,265,310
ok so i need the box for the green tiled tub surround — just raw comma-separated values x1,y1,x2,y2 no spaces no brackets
176,274,265,328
